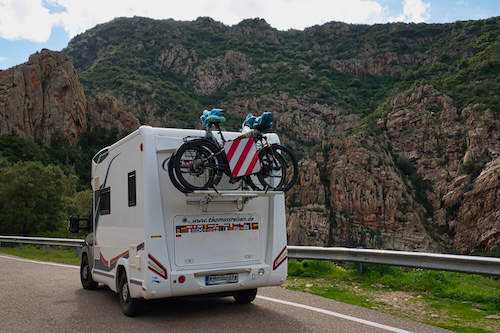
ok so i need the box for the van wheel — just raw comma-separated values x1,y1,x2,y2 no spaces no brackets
234,289,257,304
118,272,142,316
80,255,98,290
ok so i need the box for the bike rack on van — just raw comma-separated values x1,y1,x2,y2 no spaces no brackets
186,190,282,212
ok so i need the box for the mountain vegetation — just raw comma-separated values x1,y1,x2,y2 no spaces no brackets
0,16,498,254
65,16,498,128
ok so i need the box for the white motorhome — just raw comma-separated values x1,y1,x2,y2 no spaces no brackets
72,125,288,316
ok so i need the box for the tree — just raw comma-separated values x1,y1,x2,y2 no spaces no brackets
0,161,68,235
67,189,93,217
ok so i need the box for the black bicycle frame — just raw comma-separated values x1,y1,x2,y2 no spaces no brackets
184,123,284,182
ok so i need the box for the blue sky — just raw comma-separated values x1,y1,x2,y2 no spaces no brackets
380,0,500,22
0,0,499,70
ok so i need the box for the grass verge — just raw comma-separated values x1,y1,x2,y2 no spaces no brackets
0,244,80,266
285,260,500,333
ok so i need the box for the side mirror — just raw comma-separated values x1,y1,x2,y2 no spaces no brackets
68,214,80,233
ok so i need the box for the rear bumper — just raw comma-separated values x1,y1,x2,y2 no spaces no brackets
144,263,286,299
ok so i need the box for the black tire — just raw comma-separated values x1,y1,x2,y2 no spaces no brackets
118,272,142,317
256,146,287,191
270,144,299,192
163,153,190,193
173,139,224,191
80,254,98,290
234,289,258,304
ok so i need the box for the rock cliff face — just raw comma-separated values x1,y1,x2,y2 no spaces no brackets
222,93,360,148
382,87,499,250
0,50,87,145
158,45,256,95
0,50,139,145
286,131,438,251
286,159,330,246
87,94,139,135
455,158,500,252
286,85,498,253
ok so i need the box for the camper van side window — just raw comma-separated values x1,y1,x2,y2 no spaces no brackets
99,187,111,215
128,171,136,207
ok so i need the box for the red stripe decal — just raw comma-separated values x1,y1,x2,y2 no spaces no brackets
148,254,168,279
231,139,254,178
273,246,288,270
110,250,129,264
100,252,109,267
99,250,129,267
245,150,260,175
225,139,240,162
148,266,167,279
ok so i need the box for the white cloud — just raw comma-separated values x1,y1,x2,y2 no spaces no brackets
388,0,431,23
0,0,60,42
0,0,431,43
0,56,7,62
54,0,386,37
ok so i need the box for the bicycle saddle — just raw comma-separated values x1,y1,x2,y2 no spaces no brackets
243,112,274,131
200,109,226,127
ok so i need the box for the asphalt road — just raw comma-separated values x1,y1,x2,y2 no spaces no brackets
0,255,450,333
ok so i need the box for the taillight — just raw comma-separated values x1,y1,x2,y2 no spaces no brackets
178,275,186,284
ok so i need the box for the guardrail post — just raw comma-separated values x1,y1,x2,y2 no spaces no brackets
45,245,50,254
18,243,23,250
355,246,364,274
76,247,81,258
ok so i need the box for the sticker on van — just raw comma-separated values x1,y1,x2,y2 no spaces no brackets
174,214,259,237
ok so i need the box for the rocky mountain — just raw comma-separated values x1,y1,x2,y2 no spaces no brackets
1,16,498,254
0,50,138,145
287,85,499,253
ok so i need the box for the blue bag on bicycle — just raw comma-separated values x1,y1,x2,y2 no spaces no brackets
244,112,274,131
200,109,226,128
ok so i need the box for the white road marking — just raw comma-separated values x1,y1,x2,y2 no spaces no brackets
0,254,412,332
0,254,79,269
257,295,412,333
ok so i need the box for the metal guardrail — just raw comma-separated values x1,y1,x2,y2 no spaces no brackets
0,236,84,247
1,236,499,275
288,246,500,276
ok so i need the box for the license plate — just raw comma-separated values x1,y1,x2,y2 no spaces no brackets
205,273,238,286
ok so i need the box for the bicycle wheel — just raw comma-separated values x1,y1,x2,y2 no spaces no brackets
173,140,223,191
162,153,190,193
256,146,287,190
270,144,299,192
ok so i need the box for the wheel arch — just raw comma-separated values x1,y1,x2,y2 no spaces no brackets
81,242,94,269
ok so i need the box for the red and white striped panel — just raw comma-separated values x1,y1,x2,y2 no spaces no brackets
224,138,261,178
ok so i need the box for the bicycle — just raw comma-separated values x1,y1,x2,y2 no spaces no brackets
169,110,298,193
239,112,298,192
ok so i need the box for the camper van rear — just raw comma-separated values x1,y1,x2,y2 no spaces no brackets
75,126,288,316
